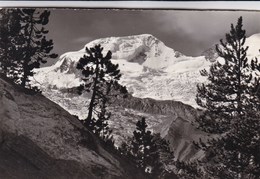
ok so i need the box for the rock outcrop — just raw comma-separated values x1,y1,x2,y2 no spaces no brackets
0,74,147,179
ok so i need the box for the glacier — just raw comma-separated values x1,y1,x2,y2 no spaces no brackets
33,34,211,108
33,33,260,109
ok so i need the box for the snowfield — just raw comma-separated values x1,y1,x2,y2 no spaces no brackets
33,33,260,108
33,34,209,107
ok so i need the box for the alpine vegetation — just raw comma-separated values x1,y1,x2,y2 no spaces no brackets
119,117,176,179
196,17,260,179
0,8,57,91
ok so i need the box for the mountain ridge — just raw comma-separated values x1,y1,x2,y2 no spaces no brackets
33,34,210,107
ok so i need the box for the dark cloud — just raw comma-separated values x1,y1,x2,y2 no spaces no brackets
45,9,260,65
151,10,260,56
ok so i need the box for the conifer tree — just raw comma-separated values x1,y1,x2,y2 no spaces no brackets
77,44,127,138
196,16,260,178
152,133,177,178
197,16,260,133
19,9,58,88
132,118,162,174
127,118,164,178
0,8,57,89
119,118,177,178
95,91,113,141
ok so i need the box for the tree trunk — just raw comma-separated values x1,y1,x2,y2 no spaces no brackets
21,12,34,88
86,58,100,125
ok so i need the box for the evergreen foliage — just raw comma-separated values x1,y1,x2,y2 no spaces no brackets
196,16,260,179
175,160,203,179
131,117,163,176
119,117,175,179
76,44,127,139
0,9,22,81
152,133,177,179
197,16,260,133
0,8,58,90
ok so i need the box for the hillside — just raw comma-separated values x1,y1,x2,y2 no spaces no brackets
0,74,147,179
30,84,206,161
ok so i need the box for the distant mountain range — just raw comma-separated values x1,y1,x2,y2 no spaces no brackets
34,34,207,107
34,33,260,107
32,33,260,161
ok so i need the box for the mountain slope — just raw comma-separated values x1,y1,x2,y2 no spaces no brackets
112,95,207,161
33,33,260,107
0,133,97,179
0,74,147,179
31,33,260,162
33,34,210,107
30,83,206,161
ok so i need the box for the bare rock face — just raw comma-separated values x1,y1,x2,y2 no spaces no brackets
0,133,97,179
165,117,207,161
117,96,197,120
114,95,206,161
201,46,218,62
0,75,146,179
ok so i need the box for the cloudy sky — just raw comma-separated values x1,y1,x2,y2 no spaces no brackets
46,9,260,65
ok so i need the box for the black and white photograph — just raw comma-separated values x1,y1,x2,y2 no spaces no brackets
0,3,260,179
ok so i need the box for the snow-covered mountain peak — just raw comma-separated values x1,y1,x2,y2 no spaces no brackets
33,34,211,106
85,34,163,53
55,51,85,74
33,33,260,110
202,33,260,62
59,34,186,70
247,33,260,40
245,33,260,57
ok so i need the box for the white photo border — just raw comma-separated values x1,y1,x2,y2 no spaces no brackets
0,1,260,11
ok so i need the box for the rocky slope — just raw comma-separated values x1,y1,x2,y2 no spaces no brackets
0,74,147,179
112,95,208,161
34,85,206,161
